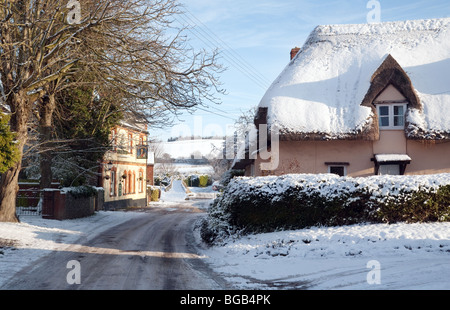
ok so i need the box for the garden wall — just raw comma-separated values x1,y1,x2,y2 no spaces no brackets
42,186,104,220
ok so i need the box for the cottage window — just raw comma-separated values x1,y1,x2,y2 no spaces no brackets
326,162,349,177
378,164,400,175
328,166,347,177
377,103,407,129
329,166,345,177
373,154,411,176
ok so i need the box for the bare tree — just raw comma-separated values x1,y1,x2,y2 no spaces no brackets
148,139,166,161
0,0,224,222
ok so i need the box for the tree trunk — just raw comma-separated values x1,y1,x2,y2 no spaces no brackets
0,92,29,223
0,161,21,222
39,94,56,190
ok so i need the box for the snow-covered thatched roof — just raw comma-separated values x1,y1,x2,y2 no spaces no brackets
258,18,450,140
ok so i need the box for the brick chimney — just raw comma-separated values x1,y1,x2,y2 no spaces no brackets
290,47,300,60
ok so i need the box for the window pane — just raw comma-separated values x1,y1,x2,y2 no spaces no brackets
394,115,404,126
379,106,389,116
379,165,400,175
329,166,345,177
394,106,404,116
379,116,390,127
110,171,115,196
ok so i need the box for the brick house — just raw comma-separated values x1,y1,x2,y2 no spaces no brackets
100,118,154,209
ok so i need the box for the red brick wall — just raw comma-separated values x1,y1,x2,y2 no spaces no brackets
146,164,154,186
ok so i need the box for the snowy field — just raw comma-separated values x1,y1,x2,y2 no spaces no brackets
156,163,214,175
1,180,449,290
159,139,224,159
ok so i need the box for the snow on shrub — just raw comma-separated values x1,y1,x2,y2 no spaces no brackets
60,185,101,198
200,173,450,244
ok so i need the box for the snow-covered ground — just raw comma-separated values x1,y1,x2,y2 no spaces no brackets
1,181,449,290
198,222,450,290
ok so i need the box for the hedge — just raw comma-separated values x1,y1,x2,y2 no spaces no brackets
200,173,450,244
185,174,211,187
148,187,160,202
199,175,208,187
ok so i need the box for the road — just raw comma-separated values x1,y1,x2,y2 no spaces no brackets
1,202,228,290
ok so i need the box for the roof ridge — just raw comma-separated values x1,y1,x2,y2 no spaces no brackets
311,17,450,37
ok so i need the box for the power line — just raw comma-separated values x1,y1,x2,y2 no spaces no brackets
184,8,271,85
176,15,267,91
183,9,273,87
193,105,238,121
175,11,271,91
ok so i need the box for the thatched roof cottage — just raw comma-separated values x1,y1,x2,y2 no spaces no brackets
234,18,450,177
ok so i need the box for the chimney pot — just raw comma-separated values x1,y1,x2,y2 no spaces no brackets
290,47,300,60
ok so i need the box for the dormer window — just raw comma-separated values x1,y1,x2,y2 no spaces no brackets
376,103,407,130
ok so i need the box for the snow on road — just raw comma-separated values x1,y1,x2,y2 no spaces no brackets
0,211,145,287
159,180,189,203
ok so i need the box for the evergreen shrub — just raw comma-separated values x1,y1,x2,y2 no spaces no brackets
200,174,450,244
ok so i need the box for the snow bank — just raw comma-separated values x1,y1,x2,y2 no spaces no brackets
199,221,450,289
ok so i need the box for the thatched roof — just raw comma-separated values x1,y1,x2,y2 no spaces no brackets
257,18,450,141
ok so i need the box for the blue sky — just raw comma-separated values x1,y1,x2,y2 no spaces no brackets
151,0,450,141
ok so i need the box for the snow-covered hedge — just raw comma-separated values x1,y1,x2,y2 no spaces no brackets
200,174,450,244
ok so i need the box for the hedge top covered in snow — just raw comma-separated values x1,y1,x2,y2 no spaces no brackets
201,173,450,241
225,173,450,203
259,18,450,139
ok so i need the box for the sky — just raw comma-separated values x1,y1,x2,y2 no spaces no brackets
151,0,450,142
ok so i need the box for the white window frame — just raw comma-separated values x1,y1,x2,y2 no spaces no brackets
110,170,116,196
377,103,407,130
327,165,347,177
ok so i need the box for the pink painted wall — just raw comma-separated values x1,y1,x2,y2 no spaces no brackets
250,85,450,177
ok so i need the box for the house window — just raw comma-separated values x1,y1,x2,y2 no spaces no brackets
373,154,411,176
110,170,116,197
329,166,346,177
377,104,407,129
326,162,349,177
378,164,400,175
138,170,143,193
128,171,132,194
123,170,127,195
